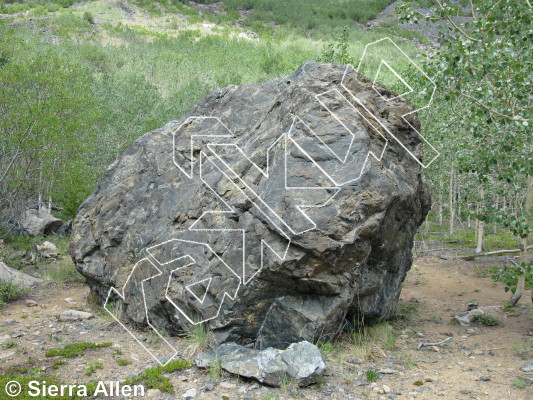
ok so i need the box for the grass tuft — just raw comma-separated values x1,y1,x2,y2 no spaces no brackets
123,359,192,394
0,280,28,308
472,313,500,326
45,342,112,358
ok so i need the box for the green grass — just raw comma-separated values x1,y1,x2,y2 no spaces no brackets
85,360,103,376
416,220,518,250
472,313,500,326
42,259,85,283
0,280,28,308
1,340,17,349
0,0,83,14
200,0,395,27
52,360,67,369
183,323,209,353
116,359,132,366
366,370,379,382
512,378,527,389
338,321,397,362
123,359,192,393
207,357,222,379
318,341,336,357
0,0,421,220
45,342,112,358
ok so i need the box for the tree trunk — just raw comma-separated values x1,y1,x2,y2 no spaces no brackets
476,186,484,253
527,176,533,304
439,181,443,226
493,194,499,234
449,165,455,236
509,175,533,306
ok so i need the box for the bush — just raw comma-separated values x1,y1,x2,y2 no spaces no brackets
0,280,28,307
472,313,500,327
83,11,95,25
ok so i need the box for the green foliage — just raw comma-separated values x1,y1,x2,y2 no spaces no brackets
492,260,532,294
317,341,336,357
397,301,419,321
207,357,222,379
184,323,209,350
472,313,500,327
45,342,112,358
43,260,85,283
318,26,355,65
123,359,192,393
512,378,526,389
1,340,17,349
52,360,67,369
85,360,103,376
191,0,396,29
0,280,28,308
83,11,95,24
398,0,532,297
366,370,379,382
0,27,99,219
116,358,132,366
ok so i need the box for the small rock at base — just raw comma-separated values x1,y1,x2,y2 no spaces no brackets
26,300,38,307
183,388,196,399
520,362,533,372
479,376,491,381
58,310,94,321
379,368,396,374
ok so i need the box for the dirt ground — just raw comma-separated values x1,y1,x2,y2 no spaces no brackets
1,255,532,400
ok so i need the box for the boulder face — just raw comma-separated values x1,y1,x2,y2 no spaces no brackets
71,62,431,349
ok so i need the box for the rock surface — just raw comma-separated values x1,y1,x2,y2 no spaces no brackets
71,62,430,349
20,207,62,236
195,341,325,387
0,261,43,288
520,362,533,373
453,308,484,326
37,241,59,256
58,309,94,321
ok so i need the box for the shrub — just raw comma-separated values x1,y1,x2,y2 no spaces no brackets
0,280,28,308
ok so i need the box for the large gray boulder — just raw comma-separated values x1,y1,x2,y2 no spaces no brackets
71,62,431,349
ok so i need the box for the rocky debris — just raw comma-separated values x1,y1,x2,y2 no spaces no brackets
57,220,72,236
25,300,38,307
36,241,59,256
19,206,62,236
520,362,533,373
378,368,396,374
0,261,43,288
64,297,76,305
58,309,94,321
453,308,484,326
182,388,197,399
71,62,431,348
196,341,325,387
